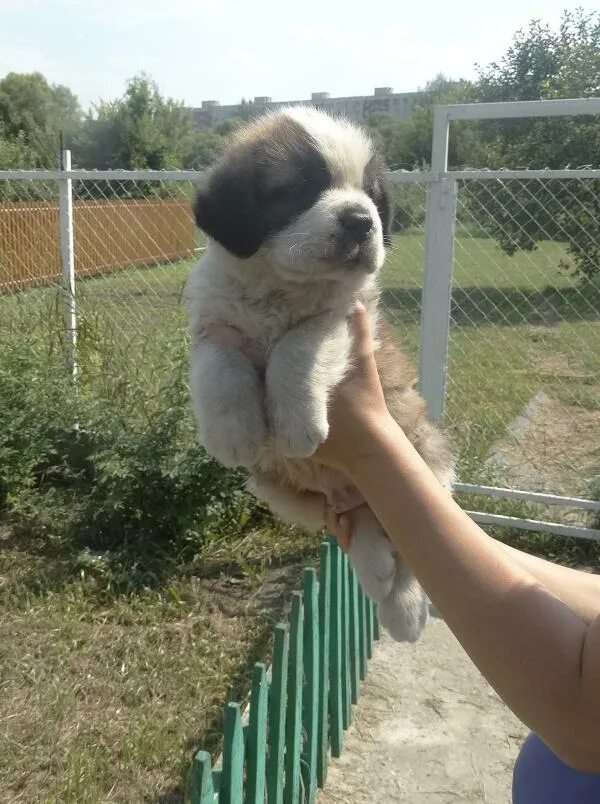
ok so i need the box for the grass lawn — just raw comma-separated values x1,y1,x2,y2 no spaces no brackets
1,233,599,801
7,232,598,470
382,233,600,474
1,253,321,801
0,523,317,803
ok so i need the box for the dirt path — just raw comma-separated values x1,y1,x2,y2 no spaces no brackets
485,389,600,512
318,616,527,803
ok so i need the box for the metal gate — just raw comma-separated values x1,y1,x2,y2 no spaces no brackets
411,97,600,540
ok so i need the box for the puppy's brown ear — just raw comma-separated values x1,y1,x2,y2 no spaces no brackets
376,176,393,247
364,155,393,246
193,153,267,258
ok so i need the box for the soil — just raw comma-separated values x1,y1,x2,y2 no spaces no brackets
318,617,527,803
485,390,600,526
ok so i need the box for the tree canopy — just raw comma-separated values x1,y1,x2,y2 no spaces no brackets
467,9,600,278
0,72,81,167
76,74,225,170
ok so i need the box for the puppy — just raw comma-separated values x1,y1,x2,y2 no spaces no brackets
185,107,453,642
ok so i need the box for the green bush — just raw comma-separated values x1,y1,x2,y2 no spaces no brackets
0,297,265,580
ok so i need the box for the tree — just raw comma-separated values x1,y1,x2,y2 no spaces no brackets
0,72,82,167
468,9,600,279
77,74,193,170
0,127,36,170
364,77,480,232
76,73,226,175
182,127,224,169
477,20,560,103
214,116,246,137
476,10,600,167
366,76,480,171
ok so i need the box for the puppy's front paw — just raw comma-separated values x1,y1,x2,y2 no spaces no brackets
201,409,266,468
271,406,329,458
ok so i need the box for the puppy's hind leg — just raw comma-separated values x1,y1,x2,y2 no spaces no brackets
346,505,428,643
345,505,397,604
247,476,326,533
377,562,429,643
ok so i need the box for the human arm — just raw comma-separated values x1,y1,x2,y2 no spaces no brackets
317,305,600,771
499,543,600,625
330,514,600,626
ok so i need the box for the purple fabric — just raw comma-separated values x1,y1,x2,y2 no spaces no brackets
513,733,600,803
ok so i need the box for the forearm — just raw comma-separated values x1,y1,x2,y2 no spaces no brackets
347,417,597,764
499,542,600,624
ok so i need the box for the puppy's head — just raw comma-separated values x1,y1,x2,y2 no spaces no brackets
193,107,392,280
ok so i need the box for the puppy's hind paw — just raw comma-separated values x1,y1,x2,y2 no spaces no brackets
347,528,396,604
377,571,429,643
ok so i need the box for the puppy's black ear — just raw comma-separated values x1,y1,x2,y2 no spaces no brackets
193,154,267,258
364,156,393,246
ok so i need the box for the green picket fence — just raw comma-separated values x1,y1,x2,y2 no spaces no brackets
192,537,380,803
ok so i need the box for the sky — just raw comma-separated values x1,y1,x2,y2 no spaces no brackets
0,0,590,110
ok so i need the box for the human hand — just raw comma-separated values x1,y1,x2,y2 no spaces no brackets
315,302,394,472
324,505,352,552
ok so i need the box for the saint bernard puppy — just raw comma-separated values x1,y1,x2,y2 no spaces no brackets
185,106,453,642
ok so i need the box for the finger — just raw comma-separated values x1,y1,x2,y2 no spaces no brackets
206,323,245,350
348,303,375,359
324,505,338,533
324,507,349,550
336,514,351,553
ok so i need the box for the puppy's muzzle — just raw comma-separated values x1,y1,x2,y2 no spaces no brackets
339,206,374,243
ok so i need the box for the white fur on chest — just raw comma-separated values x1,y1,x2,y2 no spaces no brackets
186,242,378,363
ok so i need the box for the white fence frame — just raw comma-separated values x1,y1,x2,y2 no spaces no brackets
58,149,77,378
1,97,600,540
409,96,600,540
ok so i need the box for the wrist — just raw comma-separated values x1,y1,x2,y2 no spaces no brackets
342,413,407,479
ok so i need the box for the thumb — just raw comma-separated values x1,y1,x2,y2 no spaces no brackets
348,302,375,360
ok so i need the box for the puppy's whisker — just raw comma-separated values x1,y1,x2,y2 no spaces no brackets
288,241,305,265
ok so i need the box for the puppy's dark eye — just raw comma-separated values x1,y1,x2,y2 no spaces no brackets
264,185,296,203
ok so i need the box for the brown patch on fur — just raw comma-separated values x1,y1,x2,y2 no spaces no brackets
376,319,453,481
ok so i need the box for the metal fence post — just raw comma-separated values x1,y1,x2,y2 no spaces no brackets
59,149,77,378
419,107,457,424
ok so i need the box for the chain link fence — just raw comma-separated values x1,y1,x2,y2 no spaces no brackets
380,181,429,360
0,173,198,312
1,158,599,536
0,178,59,292
451,177,600,503
0,171,202,407
378,171,600,536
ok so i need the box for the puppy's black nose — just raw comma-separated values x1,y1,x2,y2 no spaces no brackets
339,208,373,241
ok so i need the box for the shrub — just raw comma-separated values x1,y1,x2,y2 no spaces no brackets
0,296,265,574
